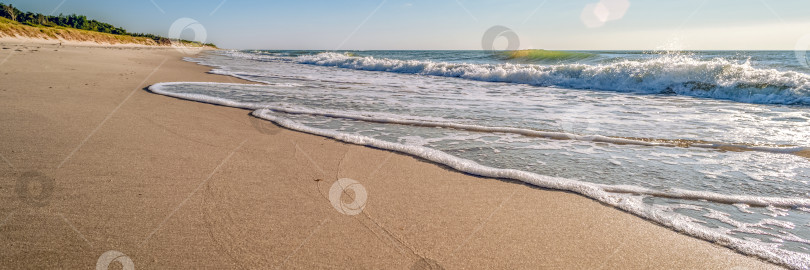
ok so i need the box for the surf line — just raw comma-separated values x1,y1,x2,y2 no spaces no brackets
148,81,809,159
253,104,810,159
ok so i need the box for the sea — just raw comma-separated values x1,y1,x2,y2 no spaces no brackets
149,49,810,269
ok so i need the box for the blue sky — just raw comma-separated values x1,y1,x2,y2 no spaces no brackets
7,0,810,50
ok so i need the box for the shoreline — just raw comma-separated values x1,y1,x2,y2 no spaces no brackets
152,66,807,268
0,41,782,269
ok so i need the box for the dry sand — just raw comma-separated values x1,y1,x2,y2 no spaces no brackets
0,41,782,269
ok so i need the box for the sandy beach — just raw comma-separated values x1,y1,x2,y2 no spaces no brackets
0,41,781,269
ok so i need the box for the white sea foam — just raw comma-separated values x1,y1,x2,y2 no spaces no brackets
149,82,809,157
149,81,810,269
284,52,810,105
148,82,810,207
249,109,810,269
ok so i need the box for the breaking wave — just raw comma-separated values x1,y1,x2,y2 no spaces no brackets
290,52,810,105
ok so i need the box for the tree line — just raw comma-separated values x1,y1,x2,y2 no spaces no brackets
0,2,215,47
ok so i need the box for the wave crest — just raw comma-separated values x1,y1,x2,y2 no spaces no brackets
291,52,810,105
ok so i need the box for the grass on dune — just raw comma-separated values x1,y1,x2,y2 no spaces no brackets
0,17,214,48
0,17,157,45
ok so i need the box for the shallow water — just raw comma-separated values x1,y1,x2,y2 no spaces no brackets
151,50,810,269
